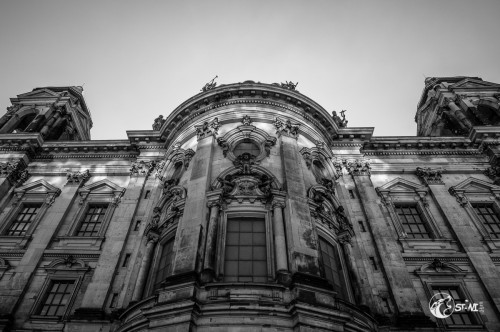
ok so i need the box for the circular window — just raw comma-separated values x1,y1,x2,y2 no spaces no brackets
233,140,260,157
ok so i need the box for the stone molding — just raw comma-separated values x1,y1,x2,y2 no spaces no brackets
65,169,90,186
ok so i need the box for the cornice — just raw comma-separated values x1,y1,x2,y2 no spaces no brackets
158,82,345,146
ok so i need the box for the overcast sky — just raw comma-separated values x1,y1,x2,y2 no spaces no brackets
1,0,499,140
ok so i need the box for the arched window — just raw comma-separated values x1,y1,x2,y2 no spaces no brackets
319,237,348,300
233,140,260,157
153,238,175,291
12,113,36,133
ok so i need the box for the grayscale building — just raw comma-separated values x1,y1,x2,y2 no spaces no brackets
0,77,500,331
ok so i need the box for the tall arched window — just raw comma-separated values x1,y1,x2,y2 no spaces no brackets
153,238,175,291
319,237,348,300
12,113,37,133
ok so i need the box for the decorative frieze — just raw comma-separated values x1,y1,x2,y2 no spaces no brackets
415,167,444,185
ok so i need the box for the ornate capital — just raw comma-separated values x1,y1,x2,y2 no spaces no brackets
274,117,300,139
0,160,29,186
195,117,220,140
416,167,444,185
130,160,156,177
66,169,90,186
345,159,371,176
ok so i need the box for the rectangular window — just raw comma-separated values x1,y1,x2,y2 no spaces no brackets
358,220,366,232
431,286,476,325
369,256,378,270
76,204,108,237
395,204,431,239
224,217,267,283
110,293,119,308
122,253,131,267
472,203,500,239
6,204,41,236
154,238,175,290
319,237,348,300
38,280,75,317
348,190,355,199
134,220,141,231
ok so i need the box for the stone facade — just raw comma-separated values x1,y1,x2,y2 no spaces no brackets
0,78,500,331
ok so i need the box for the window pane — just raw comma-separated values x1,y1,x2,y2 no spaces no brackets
224,217,267,282
6,204,41,236
38,280,74,317
76,204,108,237
473,203,500,239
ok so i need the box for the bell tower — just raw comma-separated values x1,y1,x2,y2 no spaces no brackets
415,76,500,137
0,86,92,140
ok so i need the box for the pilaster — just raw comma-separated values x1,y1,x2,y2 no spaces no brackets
171,135,215,276
280,134,321,279
348,160,434,326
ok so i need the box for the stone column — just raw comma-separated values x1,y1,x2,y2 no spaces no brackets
271,194,290,285
131,233,158,302
75,168,147,318
171,130,215,277
0,113,20,133
40,107,63,137
279,133,322,279
348,160,433,326
421,170,500,314
200,191,222,283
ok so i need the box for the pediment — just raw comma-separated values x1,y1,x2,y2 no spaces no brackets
450,78,500,89
14,179,60,195
17,88,60,99
451,177,500,193
377,177,426,193
80,179,125,195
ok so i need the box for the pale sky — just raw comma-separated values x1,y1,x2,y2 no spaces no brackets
1,0,499,140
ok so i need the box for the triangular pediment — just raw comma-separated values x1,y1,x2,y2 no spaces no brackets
15,179,60,194
80,179,125,194
451,177,500,193
17,88,60,99
377,177,426,192
450,78,500,89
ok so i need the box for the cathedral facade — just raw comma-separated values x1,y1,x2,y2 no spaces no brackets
0,78,500,331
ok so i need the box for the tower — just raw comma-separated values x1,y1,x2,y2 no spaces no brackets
0,86,92,140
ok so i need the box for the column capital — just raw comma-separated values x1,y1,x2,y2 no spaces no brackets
0,160,29,186
195,117,220,141
129,160,156,177
415,166,445,185
274,117,300,139
345,159,371,176
65,169,90,186
206,189,223,208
